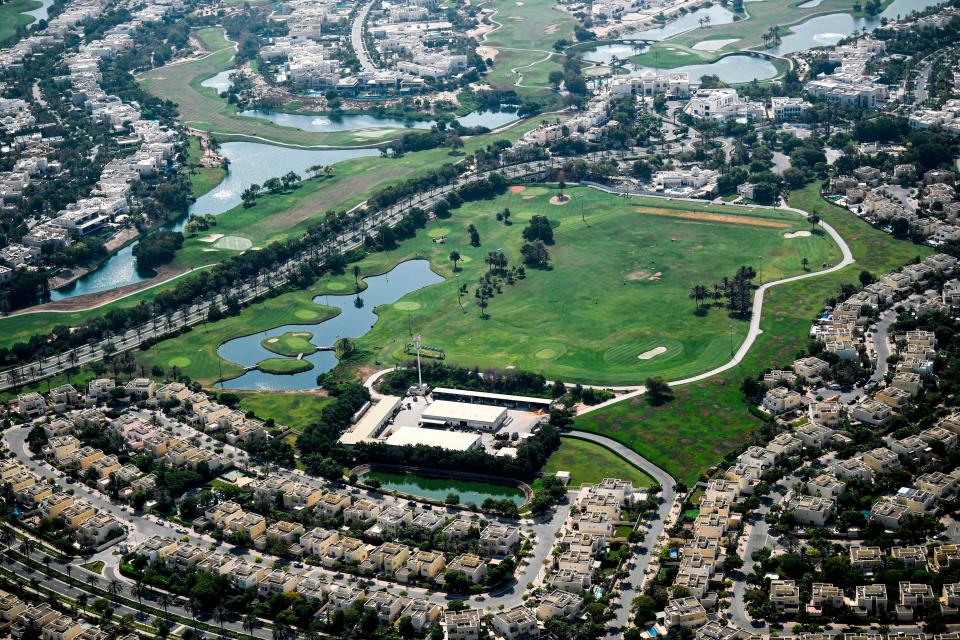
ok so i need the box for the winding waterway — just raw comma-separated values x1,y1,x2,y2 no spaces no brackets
217,259,444,390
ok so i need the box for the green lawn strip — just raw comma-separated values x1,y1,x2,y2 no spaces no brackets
574,183,932,485
256,357,314,375
80,560,104,573
0,0,41,45
236,391,332,433
0,115,559,347
631,0,878,66
135,294,338,385
260,331,318,357
531,436,654,493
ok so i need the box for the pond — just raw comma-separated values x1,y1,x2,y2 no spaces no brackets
363,470,526,506
49,142,379,301
217,259,444,390
240,108,521,133
632,5,736,40
624,54,779,84
201,68,235,94
769,0,947,55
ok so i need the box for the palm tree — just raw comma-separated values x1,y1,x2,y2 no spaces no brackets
131,581,147,610
86,574,98,592
242,613,260,638
214,605,229,637
808,213,820,231
689,284,708,310
157,592,172,615
107,578,123,600
801,257,810,271
449,250,461,271
19,537,32,558
1,527,15,555
272,622,290,640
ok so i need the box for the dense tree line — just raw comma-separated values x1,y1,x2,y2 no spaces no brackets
377,361,551,397
133,231,184,270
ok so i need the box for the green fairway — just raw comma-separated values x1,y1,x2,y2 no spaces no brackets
353,186,840,385
631,0,877,66
256,358,314,375
0,0,41,44
532,437,654,492
482,0,575,94
574,183,931,485
139,185,839,387
141,28,424,147
261,332,318,357
236,391,331,433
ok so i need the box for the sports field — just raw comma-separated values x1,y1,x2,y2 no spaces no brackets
352,185,840,385
575,183,931,485
140,28,415,148
481,0,575,94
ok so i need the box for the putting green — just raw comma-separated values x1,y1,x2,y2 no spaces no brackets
214,235,253,250
261,331,318,357
325,282,348,291
428,227,451,238
522,187,550,197
256,357,314,375
294,309,321,320
456,255,473,264
603,340,683,365
534,345,567,360
168,356,191,368
394,301,422,311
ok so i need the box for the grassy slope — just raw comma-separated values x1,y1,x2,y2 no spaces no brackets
0,0,40,44
532,437,654,491
0,114,559,346
574,183,931,486
137,186,839,387
186,137,227,197
631,0,876,67
142,28,424,148
482,0,575,94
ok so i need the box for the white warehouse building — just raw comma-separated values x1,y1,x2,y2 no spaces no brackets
420,400,508,431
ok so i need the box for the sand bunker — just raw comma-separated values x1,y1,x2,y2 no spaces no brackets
638,346,667,360
477,46,499,61
545,24,560,34
692,39,740,51
509,185,527,193
198,233,224,243
634,207,790,228
784,230,812,238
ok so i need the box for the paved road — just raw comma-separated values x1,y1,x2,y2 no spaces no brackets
351,0,377,72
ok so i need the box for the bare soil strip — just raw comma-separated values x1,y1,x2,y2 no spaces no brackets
633,207,790,228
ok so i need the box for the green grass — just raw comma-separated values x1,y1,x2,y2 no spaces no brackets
631,0,881,67
186,137,226,198
140,28,427,148
482,0,575,94
81,561,105,574
136,296,338,384
236,391,332,433
256,358,314,375
0,0,41,45
0,114,559,346
574,183,931,485
261,331,318,357
353,186,840,385
532,437,654,492
141,185,839,388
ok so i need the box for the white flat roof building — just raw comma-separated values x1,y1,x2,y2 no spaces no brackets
421,400,507,431
385,426,482,451
339,396,401,445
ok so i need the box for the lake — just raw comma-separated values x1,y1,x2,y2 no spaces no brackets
23,0,52,21
624,54,778,84
201,68,235,94
240,108,520,132
49,142,379,301
632,5,736,40
217,259,444,390
363,470,526,506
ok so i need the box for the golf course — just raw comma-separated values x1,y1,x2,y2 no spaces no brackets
136,185,842,387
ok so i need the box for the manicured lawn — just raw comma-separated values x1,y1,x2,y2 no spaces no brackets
533,437,654,491
236,391,332,433
256,358,314,375
482,0,575,94
135,295,338,385
81,561,105,574
261,331,317,357
0,0,41,45
632,0,882,67
186,136,226,198
138,185,840,387
574,182,932,485
353,186,840,385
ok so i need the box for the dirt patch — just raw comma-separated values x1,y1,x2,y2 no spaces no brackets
199,233,224,243
522,195,537,200
634,207,790,228
625,270,649,281
509,185,527,193
550,195,570,205
476,45,499,62
649,271,662,281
